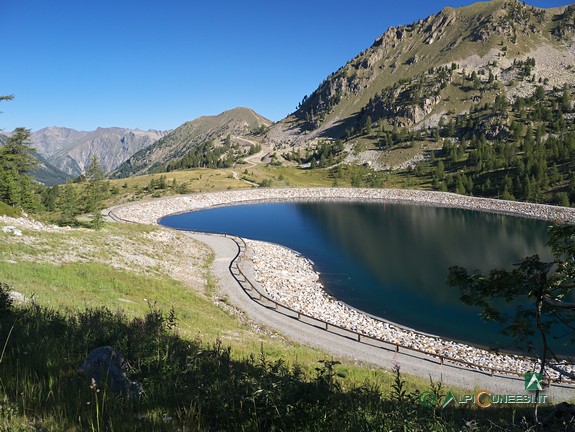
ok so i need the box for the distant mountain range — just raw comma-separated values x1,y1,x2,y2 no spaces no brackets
23,107,271,183
30,127,169,178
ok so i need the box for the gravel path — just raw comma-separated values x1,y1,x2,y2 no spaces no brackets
109,188,575,401
245,238,573,380
193,232,575,401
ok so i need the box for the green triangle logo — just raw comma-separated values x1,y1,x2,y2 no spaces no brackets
525,372,543,391
442,390,456,409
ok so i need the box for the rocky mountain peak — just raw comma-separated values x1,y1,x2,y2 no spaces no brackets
267,0,575,151
31,127,169,177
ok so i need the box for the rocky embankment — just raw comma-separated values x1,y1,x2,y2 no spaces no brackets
113,188,575,225
246,238,574,380
112,188,575,380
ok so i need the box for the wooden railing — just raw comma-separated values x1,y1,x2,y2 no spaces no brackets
108,209,575,387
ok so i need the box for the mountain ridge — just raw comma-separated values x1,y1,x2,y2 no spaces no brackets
265,0,575,153
112,107,272,178
31,126,170,177
251,0,575,206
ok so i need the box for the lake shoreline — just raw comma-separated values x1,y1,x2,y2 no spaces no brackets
112,188,575,380
244,238,574,380
113,187,575,226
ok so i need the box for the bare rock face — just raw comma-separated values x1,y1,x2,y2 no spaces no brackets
31,127,169,176
365,86,443,128
425,8,457,44
406,97,442,125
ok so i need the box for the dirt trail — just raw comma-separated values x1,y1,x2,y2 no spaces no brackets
191,232,575,402
229,136,266,186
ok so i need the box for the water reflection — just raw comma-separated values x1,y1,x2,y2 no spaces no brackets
161,201,572,355
297,202,550,303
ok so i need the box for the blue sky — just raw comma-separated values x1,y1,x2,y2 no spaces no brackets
0,0,569,132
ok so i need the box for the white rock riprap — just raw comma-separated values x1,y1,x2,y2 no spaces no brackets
112,188,575,225
244,238,575,381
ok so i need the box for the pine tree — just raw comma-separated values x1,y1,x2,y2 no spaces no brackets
365,116,372,135
90,209,104,230
42,185,59,212
83,156,108,228
434,160,445,180
58,184,79,225
561,84,571,112
0,128,37,175
85,155,105,183
0,127,40,211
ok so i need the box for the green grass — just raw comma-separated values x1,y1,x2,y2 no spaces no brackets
0,219,435,387
0,201,21,217
0,261,232,338
0,286,560,431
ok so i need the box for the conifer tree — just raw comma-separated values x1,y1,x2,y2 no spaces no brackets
365,116,372,135
0,127,40,211
83,156,108,229
58,184,79,225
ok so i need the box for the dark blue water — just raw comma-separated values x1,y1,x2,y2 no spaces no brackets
160,201,573,356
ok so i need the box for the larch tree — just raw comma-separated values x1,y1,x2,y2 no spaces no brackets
0,127,40,212
83,155,108,229
448,224,575,422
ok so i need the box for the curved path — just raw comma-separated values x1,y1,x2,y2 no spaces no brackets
109,188,575,401
191,233,574,401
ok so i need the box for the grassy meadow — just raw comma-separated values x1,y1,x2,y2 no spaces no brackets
0,216,477,430
100,163,423,207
